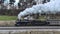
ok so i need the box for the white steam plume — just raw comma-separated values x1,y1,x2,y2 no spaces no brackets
18,0,60,19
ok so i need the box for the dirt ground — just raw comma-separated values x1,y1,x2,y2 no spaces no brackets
0,20,16,27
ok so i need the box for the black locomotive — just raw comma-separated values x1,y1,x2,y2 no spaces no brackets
15,19,50,26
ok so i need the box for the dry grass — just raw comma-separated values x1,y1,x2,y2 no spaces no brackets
0,20,16,27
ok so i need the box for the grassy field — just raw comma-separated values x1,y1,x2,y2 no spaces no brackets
0,15,46,21
0,15,17,20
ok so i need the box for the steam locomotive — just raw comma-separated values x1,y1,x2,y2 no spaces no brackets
15,19,50,26
15,14,60,26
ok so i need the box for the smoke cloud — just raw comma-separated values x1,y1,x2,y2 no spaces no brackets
18,0,60,19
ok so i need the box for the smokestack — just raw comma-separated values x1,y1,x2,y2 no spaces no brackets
18,0,60,19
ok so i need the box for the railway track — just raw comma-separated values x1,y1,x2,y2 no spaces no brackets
0,26,60,30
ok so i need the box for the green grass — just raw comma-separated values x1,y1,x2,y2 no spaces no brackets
0,15,17,20
0,15,46,21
